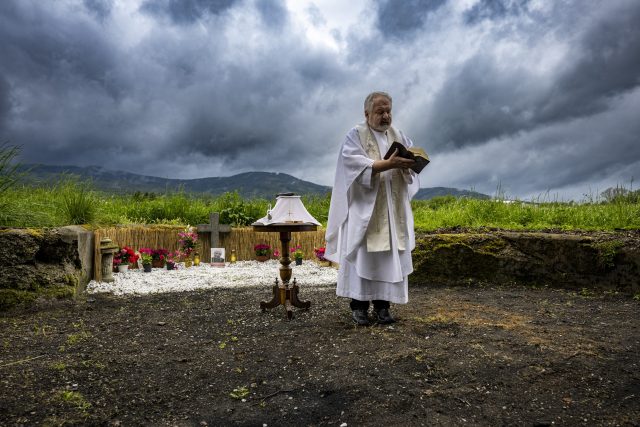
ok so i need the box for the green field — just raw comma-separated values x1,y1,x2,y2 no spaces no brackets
1,179,638,231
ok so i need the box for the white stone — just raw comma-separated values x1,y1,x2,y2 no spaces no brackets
87,260,337,296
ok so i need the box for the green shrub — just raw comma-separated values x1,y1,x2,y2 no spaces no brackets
217,191,265,226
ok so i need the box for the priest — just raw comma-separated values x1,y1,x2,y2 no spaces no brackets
324,91,421,326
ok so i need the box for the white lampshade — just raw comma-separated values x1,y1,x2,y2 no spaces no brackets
254,194,321,225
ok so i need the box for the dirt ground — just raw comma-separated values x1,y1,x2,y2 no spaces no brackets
1,283,639,426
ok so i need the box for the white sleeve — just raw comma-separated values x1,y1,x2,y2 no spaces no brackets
355,165,374,188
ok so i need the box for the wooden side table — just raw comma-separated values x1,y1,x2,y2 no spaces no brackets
252,223,318,320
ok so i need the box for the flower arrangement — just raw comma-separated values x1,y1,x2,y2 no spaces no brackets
140,252,153,265
152,248,169,261
138,247,168,267
314,247,326,261
139,248,152,257
166,250,182,264
254,243,271,256
114,246,138,266
290,244,303,260
178,227,198,256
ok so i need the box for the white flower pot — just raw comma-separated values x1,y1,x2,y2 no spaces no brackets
117,264,129,273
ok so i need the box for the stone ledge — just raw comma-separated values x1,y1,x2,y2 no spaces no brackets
0,227,90,311
411,230,640,293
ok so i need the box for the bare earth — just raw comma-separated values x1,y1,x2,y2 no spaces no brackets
1,283,639,426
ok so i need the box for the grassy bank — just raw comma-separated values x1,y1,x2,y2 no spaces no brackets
411,195,640,231
0,182,638,231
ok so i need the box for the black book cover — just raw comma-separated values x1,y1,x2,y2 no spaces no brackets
383,141,430,174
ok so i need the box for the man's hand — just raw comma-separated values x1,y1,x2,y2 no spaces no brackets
372,148,415,174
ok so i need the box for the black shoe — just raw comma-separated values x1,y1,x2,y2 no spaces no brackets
375,308,396,324
352,309,370,326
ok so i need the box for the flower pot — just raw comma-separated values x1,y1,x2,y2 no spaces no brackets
117,264,129,273
152,259,164,268
143,263,152,272
184,257,192,268
166,262,175,270
256,255,269,262
295,258,302,266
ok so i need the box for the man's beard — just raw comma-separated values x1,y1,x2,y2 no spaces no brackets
371,123,390,132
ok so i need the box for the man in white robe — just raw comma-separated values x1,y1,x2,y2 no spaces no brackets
325,91,420,326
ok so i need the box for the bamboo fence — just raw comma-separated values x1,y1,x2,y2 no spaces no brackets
93,225,327,281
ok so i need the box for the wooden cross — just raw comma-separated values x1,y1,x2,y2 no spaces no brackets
197,212,231,249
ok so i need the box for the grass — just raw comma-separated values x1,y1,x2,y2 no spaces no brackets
0,180,639,231
411,195,640,231
57,390,91,411
58,177,96,225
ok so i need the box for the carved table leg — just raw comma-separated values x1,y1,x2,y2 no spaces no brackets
260,278,281,311
289,278,311,309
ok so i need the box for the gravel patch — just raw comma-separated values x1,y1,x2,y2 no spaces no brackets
87,260,338,296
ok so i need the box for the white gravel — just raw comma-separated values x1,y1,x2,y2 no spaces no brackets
87,260,338,296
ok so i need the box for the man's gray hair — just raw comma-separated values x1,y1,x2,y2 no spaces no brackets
364,91,392,112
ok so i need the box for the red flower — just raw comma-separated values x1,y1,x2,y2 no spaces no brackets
254,243,271,256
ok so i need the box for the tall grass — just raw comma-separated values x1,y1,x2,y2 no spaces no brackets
0,143,22,196
58,178,96,225
0,180,638,231
411,195,640,231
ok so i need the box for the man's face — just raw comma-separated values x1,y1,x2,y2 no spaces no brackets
365,96,392,132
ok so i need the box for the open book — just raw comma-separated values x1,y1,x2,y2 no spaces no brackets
383,141,430,174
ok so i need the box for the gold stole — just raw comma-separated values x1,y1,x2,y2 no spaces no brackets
356,124,407,252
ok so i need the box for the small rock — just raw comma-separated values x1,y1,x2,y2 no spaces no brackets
340,423,348,427
157,322,166,326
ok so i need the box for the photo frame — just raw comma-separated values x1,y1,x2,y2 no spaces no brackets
211,248,225,267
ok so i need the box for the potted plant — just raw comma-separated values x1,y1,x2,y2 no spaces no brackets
314,246,330,266
178,227,198,267
152,248,169,268
140,251,153,272
115,246,138,273
291,244,303,265
254,243,271,262
166,250,181,270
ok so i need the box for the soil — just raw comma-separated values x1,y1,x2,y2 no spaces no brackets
1,283,639,426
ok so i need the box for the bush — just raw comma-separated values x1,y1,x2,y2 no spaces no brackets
218,191,265,226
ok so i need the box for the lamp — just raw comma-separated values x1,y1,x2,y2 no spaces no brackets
254,193,321,225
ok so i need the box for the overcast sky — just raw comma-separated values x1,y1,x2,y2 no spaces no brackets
1,0,639,200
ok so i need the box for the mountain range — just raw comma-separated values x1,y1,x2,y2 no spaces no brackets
18,164,490,200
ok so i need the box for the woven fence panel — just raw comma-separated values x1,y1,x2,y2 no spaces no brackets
220,227,327,261
93,225,186,281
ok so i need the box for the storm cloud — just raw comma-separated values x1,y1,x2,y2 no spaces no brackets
0,0,638,200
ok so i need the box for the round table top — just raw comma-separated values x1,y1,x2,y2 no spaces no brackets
252,222,318,233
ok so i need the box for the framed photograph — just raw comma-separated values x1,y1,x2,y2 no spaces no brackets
211,248,225,267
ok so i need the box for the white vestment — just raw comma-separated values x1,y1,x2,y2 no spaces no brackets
325,123,420,303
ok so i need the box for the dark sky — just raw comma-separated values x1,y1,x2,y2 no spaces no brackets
1,0,639,200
